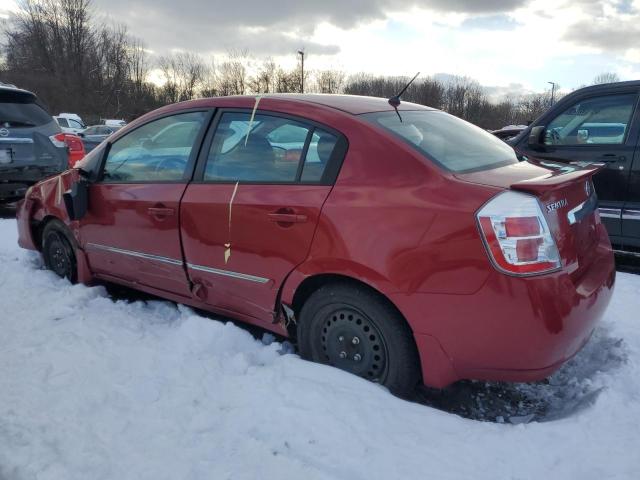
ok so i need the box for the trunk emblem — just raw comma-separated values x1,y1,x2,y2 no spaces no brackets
546,199,568,213
0,128,8,137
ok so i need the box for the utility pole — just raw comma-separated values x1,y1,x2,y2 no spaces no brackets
548,81,557,105
298,50,305,93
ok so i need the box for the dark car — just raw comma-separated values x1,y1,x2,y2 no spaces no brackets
511,81,640,255
17,94,614,397
0,85,68,204
79,125,121,152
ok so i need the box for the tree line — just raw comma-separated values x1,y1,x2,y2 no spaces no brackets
0,0,618,129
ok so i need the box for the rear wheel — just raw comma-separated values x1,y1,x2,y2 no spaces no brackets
42,220,78,283
297,282,421,398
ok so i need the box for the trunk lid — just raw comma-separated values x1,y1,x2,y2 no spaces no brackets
457,160,604,276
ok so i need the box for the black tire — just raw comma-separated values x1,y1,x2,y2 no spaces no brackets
297,282,421,398
42,220,78,283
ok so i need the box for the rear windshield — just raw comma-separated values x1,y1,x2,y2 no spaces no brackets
0,93,52,128
362,110,518,173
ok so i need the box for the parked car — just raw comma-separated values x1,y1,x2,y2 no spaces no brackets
61,133,86,167
103,119,126,127
510,80,640,256
58,112,86,128
79,125,121,152
491,124,527,141
0,85,68,204
16,94,615,397
54,116,85,135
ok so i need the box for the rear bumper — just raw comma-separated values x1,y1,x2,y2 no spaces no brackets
393,224,616,388
0,164,65,201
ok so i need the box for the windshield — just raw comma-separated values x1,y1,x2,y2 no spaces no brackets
362,110,518,173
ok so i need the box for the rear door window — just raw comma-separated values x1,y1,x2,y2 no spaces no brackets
203,112,339,183
363,110,518,173
204,112,309,182
301,130,338,182
102,112,206,182
544,94,637,146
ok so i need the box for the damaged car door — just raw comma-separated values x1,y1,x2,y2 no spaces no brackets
79,111,209,296
180,110,346,325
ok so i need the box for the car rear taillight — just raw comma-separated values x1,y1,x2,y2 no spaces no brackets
476,191,561,276
50,133,85,167
49,133,67,148
64,134,84,153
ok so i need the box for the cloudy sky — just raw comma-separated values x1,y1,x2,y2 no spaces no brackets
1,0,639,96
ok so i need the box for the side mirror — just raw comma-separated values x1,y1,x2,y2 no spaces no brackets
528,126,546,147
78,132,85,138
63,180,89,221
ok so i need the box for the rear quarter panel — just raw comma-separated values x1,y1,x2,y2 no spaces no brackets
280,117,500,331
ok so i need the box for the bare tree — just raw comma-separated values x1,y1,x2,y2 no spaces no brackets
214,50,248,96
315,69,345,94
248,57,277,93
2,0,163,120
593,72,620,85
157,51,205,102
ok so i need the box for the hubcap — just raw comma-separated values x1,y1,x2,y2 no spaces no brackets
320,307,388,382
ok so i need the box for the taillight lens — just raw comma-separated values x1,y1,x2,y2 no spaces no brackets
49,133,67,148
64,135,84,153
477,191,561,276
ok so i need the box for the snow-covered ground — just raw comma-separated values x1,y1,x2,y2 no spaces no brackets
0,217,639,480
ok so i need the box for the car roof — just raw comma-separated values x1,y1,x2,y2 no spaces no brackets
571,80,640,95
257,94,436,114
157,94,436,117
0,85,38,102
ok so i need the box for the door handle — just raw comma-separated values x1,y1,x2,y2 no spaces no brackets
147,206,175,219
268,212,307,224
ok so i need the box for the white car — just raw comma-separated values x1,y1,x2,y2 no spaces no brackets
103,119,127,127
54,116,85,135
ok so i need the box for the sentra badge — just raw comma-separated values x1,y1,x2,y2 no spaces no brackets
546,199,568,213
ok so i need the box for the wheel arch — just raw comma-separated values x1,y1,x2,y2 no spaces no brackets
280,264,459,389
36,215,92,283
34,215,68,250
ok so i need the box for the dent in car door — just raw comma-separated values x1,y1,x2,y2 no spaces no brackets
79,111,209,296
180,110,346,325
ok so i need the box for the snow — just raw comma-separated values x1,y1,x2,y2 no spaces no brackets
0,217,639,480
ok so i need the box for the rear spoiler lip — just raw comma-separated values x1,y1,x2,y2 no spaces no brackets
510,162,604,194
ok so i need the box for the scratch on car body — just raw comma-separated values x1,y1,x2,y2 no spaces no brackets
225,181,239,264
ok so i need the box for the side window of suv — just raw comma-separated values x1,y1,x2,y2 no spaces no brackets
545,94,637,146
102,112,205,182
204,112,338,183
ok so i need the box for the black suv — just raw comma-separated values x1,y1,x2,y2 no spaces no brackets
0,84,68,204
511,80,640,255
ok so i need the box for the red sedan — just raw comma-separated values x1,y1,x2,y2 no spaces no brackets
16,95,615,397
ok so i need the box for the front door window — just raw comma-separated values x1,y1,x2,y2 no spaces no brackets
545,94,636,146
